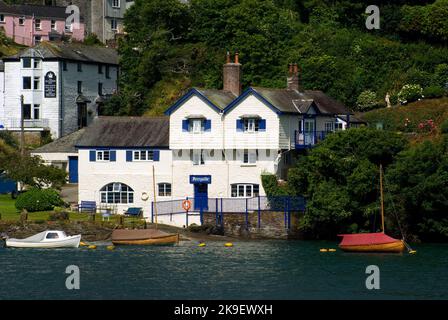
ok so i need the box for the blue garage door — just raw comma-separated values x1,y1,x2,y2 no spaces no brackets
68,156,79,183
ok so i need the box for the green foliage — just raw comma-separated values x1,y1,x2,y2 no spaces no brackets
15,188,64,212
423,85,445,99
82,33,103,46
261,174,290,196
287,128,407,238
48,208,70,221
356,90,378,111
441,119,448,134
398,84,423,104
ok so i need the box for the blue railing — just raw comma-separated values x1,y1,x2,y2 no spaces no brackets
294,130,331,148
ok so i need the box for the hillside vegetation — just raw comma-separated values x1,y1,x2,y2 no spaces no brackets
104,0,448,116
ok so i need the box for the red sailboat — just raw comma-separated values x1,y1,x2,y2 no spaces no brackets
338,165,405,253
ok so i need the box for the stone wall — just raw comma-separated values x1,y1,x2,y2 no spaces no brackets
203,211,302,239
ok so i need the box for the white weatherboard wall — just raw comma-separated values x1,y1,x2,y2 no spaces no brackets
78,148,172,219
32,152,78,172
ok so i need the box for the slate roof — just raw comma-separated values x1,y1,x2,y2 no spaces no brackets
32,128,86,154
0,1,83,20
4,42,118,65
195,88,236,110
337,114,367,124
76,117,170,148
252,87,349,115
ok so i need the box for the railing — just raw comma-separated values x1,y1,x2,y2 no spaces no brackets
294,130,331,148
7,118,50,129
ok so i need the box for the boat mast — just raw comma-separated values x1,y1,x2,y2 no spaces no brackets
152,165,158,229
380,164,385,233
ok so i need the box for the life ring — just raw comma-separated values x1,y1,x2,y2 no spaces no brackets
182,200,192,211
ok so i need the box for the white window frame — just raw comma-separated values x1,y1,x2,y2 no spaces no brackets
100,182,134,204
334,123,343,131
18,17,25,26
158,183,172,197
192,149,205,166
191,119,202,134
22,58,31,68
0,14,5,23
325,122,334,132
33,104,40,120
33,58,40,69
244,118,259,132
33,76,40,90
34,35,41,44
23,76,32,89
112,0,120,8
110,18,118,31
97,150,111,162
243,149,257,165
231,184,260,198
35,19,41,30
133,150,154,161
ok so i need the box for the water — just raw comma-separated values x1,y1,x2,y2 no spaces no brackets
0,240,447,300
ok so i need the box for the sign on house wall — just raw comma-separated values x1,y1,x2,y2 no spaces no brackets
44,72,57,98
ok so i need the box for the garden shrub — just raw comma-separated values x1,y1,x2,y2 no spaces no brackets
441,119,448,134
15,188,64,212
398,84,423,104
423,85,445,99
356,90,378,111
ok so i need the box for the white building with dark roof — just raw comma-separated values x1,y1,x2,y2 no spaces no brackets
0,41,118,139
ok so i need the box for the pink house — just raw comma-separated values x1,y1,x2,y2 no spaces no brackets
0,1,85,47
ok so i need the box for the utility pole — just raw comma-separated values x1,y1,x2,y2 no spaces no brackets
20,95,25,157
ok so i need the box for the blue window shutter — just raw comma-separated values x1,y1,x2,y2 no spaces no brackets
126,150,133,162
89,150,96,162
110,150,116,162
259,119,266,131
204,119,211,132
153,150,160,161
236,119,243,132
182,120,189,132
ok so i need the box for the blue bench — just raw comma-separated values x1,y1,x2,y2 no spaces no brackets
78,201,97,213
124,207,143,217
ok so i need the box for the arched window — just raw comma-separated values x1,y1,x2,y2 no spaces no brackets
100,183,134,204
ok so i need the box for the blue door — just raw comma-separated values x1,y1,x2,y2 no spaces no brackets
68,156,78,183
194,183,208,211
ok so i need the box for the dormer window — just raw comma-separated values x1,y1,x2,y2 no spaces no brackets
236,116,266,132
182,116,211,133
244,118,258,132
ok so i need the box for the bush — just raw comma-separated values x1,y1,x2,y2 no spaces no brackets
398,84,423,104
48,207,70,221
356,90,378,111
15,188,64,212
441,119,448,134
423,85,445,99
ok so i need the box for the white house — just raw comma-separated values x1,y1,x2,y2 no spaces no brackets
34,53,360,226
0,41,118,139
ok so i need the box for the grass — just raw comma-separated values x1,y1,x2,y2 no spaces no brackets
0,194,145,225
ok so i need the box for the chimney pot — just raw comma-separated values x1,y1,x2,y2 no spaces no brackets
226,51,231,64
287,63,300,91
235,52,239,64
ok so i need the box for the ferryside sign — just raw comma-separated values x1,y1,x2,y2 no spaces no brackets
189,175,212,184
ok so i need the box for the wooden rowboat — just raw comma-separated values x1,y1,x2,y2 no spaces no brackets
338,232,405,253
112,229,179,246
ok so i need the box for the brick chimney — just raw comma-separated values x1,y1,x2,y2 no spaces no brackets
223,51,242,96
287,63,300,91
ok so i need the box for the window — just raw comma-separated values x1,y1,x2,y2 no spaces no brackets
34,35,41,44
100,183,134,204
23,77,31,89
244,118,258,132
111,19,118,31
51,20,56,30
97,150,110,161
77,81,82,94
18,17,25,26
325,122,334,132
112,0,120,8
33,77,40,90
23,104,31,119
192,119,202,133
243,149,257,164
77,62,82,72
105,65,110,78
35,19,41,30
46,233,59,239
0,14,5,23
33,59,40,69
33,104,40,119
98,64,103,74
62,61,67,71
98,82,103,96
231,184,259,198
133,150,154,161
335,123,343,131
158,183,171,197
192,150,205,165
22,58,31,68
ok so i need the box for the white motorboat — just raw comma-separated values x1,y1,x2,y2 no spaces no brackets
5,230,81,248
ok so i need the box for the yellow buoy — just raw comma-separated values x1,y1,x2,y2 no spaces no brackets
88,245,97,249
107,245,115,250
409,250,417,254
198,243,206,247
224,242,233,247
328,249,337,252
80,241,88,247
320,248,328,252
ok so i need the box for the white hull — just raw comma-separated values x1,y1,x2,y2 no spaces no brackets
6,235,81,248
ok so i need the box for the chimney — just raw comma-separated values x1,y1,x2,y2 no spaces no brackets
223,51,242,96
287,63,300,91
